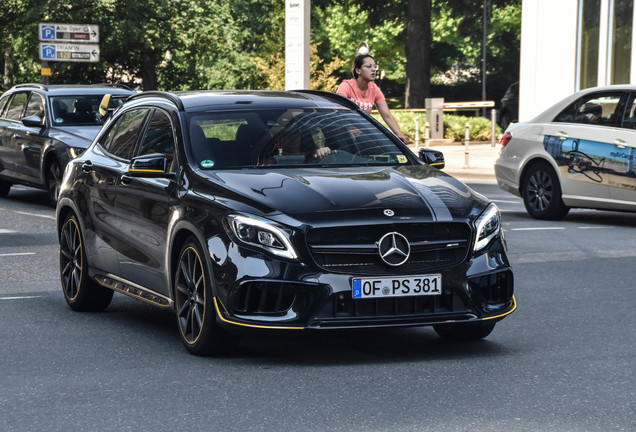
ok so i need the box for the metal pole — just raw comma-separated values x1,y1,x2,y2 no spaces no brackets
414,116,420,146
481,0,489,117
491,108,497,147
425,122,430,147
464,123,470,169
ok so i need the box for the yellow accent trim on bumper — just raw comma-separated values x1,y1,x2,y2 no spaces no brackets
483,294,517,320
213,297,304,330
129,168,164,173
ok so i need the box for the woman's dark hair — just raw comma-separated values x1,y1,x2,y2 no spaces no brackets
352,54,375,79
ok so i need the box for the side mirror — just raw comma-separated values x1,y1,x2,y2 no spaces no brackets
418,148,445,169
22,115,45,129
129,154,176,180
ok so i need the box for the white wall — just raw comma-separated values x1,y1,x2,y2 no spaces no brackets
520,0,579,120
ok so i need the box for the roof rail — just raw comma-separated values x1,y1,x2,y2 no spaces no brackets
127,91,185,110
91,83,134,91
290,89,361,112
12,83,48,91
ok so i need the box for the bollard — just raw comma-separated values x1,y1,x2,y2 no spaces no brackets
491,108,497,147
414,115,420,146
425,122,430,147
464,123,470,169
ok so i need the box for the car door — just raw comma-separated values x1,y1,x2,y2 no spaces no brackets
11,92,47,183
79,107,150,275
0,91,28,178
606,91,636,207
114,108,178,296
543,90,627,203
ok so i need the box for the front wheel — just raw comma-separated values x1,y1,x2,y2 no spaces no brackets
522,162,569,220
433,321,496,341
59,214,113,311
173,237,238,356
46,159,62,207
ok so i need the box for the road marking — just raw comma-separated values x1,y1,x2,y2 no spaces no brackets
0,295,43,300
0,229,17,234
578,226,614,229
0,252,36,257
11,210,55,220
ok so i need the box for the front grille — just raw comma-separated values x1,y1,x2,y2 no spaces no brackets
306,223,471,275
234,281,296,315
312,290,472,327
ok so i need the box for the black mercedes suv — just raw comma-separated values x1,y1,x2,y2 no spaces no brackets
56,90,515,355
0,83,133,205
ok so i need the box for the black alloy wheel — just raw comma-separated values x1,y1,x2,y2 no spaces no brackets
433,320,496,341
0,179,11,197
59,215,113,311
46,160,62,207
174,237,238,356
522,162,569,220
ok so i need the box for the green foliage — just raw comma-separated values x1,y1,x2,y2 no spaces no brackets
373,111,501,142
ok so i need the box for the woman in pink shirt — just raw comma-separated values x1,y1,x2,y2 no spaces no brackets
336,54,410,144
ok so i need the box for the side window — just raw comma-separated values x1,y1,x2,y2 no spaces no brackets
555,92,623,126
621,93,636,130
137,109,175,168
103,108,149,160
24,93,45,120
0,95,10,118
5,92,28,121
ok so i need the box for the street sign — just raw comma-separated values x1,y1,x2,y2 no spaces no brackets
38,23,99,43
39,43,100,63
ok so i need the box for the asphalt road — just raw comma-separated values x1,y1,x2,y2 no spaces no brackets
0,183,634,432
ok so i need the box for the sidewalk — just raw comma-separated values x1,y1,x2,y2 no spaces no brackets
409,141,500,183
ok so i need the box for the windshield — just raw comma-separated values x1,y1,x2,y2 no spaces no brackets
187,108,411,169
50,95,115,126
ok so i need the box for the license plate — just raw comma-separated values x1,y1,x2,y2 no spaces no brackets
352,275,442,299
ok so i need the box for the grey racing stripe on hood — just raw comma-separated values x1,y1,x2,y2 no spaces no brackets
405,177,453,221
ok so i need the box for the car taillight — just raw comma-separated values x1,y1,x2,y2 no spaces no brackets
499,131,512,148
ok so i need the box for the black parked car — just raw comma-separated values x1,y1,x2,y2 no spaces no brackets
0,83,133,205
56,90,515,355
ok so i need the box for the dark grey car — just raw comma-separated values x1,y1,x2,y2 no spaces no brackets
0,83,133,205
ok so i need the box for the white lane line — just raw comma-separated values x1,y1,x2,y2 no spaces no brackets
11,210,55,220
0,229,17,234
578,226,614,229
0,296,43,300
0,252,36,257
509,227,565,231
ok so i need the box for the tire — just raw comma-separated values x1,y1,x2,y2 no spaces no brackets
0,179,11,197
522,162,569,220
46,159,62,207
174,237,238,356
59,214,113,311
433,320,496,341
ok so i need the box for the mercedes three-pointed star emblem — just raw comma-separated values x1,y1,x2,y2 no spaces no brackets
377,232,410,266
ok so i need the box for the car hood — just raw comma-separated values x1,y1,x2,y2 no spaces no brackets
49,125,102,147
200,166,488,222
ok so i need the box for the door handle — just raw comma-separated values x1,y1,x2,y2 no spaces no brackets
81,161,93,173
121,174,132,185
12,133,22,139
556,131,569,140
614,139,628,148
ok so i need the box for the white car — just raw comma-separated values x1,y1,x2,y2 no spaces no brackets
495,85,636,219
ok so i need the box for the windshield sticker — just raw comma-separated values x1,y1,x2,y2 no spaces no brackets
201,160,215,168
397,155,408,163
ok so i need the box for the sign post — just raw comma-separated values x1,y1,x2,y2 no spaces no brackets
285,0,310,90
38,23,100,83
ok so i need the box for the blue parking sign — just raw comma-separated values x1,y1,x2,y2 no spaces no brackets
41,25,55,40
41,45,56,59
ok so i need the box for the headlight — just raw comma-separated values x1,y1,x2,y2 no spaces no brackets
474,203,501,251
225,214,298,260
69,147,85,159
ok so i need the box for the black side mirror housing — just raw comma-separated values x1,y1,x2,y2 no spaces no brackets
129,154,176,180
22,115,45,129
418,148,445,169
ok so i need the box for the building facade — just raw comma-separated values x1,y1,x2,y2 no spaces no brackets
520,0,636,120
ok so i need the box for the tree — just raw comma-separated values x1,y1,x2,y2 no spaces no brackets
405,0,431,107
